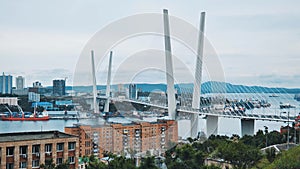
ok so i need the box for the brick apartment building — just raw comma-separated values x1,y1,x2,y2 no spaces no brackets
65,120,178,158
0,131,79,169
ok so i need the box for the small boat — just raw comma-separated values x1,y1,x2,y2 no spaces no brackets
279,103,296,109
269,94,279,97
1,105,49,121
1,115,50,121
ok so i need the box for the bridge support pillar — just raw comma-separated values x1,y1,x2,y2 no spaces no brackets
191,115,198,138
241,119,255,136
206,115,218,136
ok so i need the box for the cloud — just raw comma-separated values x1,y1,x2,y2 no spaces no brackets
23,69,73,87
0,0,299,88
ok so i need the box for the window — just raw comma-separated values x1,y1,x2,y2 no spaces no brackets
32,145,40,154
68,156,75,164
85,141,90,147
68,142,75,150
32,160,39,168
93,132,98,136
6,147,14,156
19,146,27,155
6,163,14,169
56,158,63,165
19,162,27,168
45,144,52,153
85,149,90,155
57,143,64,152
85,133,90,139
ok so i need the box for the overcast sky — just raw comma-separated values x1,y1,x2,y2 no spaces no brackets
0,0,299,88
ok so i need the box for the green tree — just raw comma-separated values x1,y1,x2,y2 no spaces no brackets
217,141,262,169
87,154,107,169
266,147,276,163
266,146,300,169
139,157,158,169
165,144,205,169
40,159,55,169
55,162,69,169
202,165,222,169
107,156,136,169
265,131,285,146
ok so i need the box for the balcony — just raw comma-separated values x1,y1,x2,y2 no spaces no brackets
45,152,52,158
32,152,40,160
6,147,14,157
20,154,28,159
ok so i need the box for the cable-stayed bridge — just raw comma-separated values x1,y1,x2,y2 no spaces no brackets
90,9,298,138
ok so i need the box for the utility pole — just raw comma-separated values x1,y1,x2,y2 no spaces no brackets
299,128,300,145
264,126,268,147
294,125,297,143
287,111,290,149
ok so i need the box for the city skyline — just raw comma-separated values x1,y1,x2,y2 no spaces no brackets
0,0,299,87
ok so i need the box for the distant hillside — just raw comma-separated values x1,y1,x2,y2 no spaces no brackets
201,81,300,94
65,81,300,94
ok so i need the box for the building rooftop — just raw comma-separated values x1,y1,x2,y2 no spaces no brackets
66,119,175,129
261,143,298,153
0,130,77,143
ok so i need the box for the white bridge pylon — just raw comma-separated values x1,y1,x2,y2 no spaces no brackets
191,12,206,138
163,9,208,138
104,51,113,113
163,9,177,120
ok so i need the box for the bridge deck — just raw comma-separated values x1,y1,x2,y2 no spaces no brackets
99,96,297,123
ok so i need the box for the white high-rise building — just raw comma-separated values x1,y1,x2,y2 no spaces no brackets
16,76,25,89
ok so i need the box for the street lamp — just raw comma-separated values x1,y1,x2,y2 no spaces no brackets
264,126,268,147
